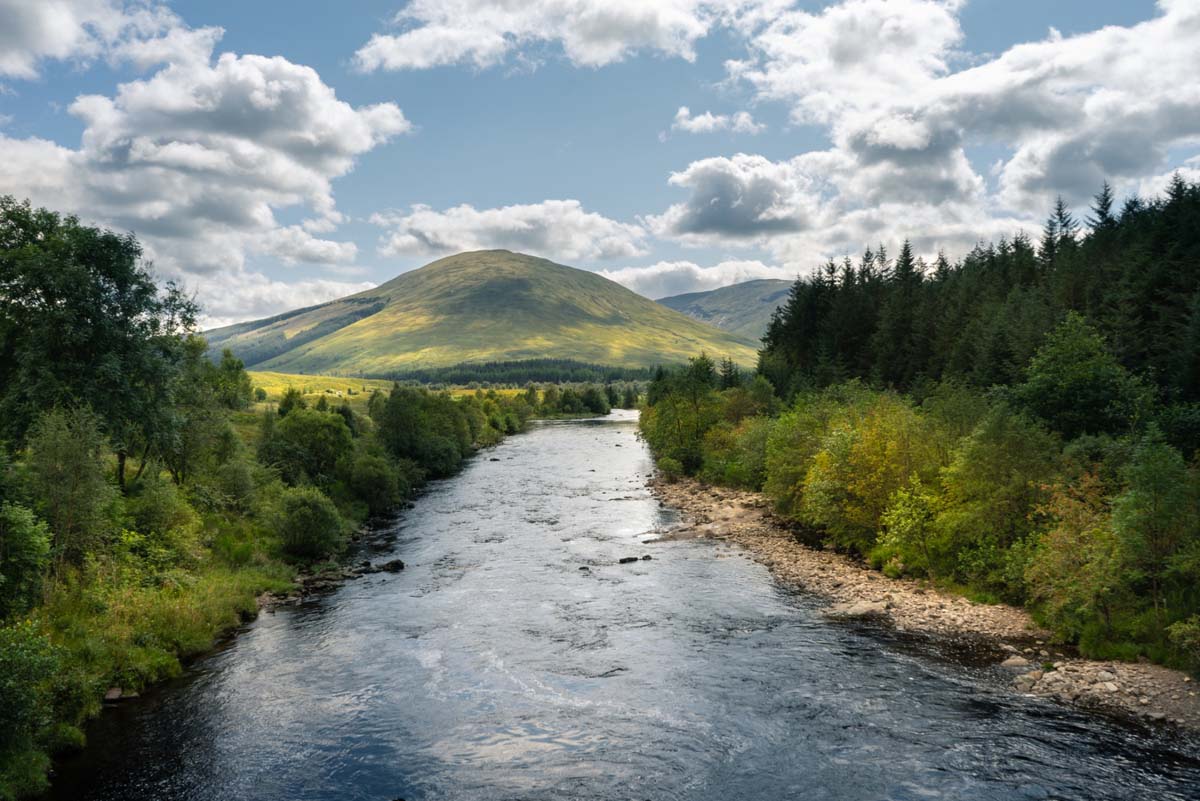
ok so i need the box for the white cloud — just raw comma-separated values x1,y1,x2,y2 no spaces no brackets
600,258,794,298
671,106,764,135
730,0,964,128
198,274,377,330
648,0,1200,269
0,0,207,78
646,153,818,241
353,0,765,72
0,25,409,324
370,199,647,261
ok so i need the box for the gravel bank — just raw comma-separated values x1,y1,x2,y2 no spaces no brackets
650,476,1200,731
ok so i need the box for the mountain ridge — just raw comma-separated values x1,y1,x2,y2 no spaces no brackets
657,278,793,341
206,250,758,374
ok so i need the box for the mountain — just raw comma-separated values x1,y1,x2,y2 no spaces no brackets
657,279,793,342
205,250,758,374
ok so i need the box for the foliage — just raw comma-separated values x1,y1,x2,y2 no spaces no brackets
1026,472,1126,639
1110,429,1198,634
350,453,407,516
271,408,354,488
276,486,346,560
0,504,50,619
0,196,198,487
1014,312,1149,439
26,408,119,567
0,621,59,799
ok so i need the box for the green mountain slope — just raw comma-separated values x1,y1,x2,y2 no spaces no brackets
657,278,793,341
205,250,758,374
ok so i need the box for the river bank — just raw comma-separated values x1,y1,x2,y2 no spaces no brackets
650,475,1200,731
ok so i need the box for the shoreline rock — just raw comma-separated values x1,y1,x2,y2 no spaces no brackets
649,475,1200,731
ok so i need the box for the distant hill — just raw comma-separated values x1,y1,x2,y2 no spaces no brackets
205,250,758,374
657,278,793,341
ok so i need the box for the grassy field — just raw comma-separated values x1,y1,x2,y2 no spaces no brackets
211,251,758,374
247,371,395,401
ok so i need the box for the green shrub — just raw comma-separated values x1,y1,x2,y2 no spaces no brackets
657,457,684,482
0,620,59,800
1168,616,1200,674
27,407,120,566
0,504,50,619
127,470,197,539
350,454,405,516
276,487,345,560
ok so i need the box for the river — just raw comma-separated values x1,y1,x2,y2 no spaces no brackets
46,411,1200,800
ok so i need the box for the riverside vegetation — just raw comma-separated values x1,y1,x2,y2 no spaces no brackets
0,197,635,799
640,179,1200,680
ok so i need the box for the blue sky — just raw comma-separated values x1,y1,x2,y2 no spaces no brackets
1,0,1195,326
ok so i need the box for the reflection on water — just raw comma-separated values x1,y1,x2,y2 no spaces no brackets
46,410,1200,800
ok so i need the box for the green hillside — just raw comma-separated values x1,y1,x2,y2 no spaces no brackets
206,250,758,374
658,279,793,342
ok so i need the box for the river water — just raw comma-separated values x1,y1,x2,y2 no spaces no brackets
47,411,1200,800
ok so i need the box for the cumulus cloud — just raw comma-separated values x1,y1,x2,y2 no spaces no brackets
646,153,818,241
647,0,1200,270
0,22,409,324
0,0,209,78
599,258,794,298
352,0,766,72
199,274,377,330
370,199,647,261
671,106,764,135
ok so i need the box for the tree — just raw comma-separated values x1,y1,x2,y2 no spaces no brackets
872,240,925,387
933,405,1060,599
718,357,742,390
276,486,345,560
277,387,306,417
880,477,940,576
0,197,198,488
214,349,253,410
26,407,119,567
0,621,59,798
274,409,354,487
350,453,405,515
1111,430,1197,633
1026,472,1125,638
1014,312,1148,439
0,503,50,619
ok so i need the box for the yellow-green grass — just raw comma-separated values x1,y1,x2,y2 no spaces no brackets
210,251,758,374
247,370,395,401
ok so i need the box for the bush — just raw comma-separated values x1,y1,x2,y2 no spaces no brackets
273,409,354,487
763,383,874,520
657,457,684,482
800,392,941,553
1168,616,1200,674
127,470,197,539
0,504,50,620
932,405,1060,599
0,620,59,800
350,454,406,516
276,487,345,560
27,407,120,566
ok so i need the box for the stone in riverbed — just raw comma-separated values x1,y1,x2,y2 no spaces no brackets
825,600,889,620
1000,655,1031,668
618,557,639,564
104,687,123,702
377,559,405,573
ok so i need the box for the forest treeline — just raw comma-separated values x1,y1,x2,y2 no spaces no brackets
377,359,654,386
642,178,1200,674
0,196,630,799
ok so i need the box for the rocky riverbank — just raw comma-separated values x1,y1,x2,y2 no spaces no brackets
650,476,1200,731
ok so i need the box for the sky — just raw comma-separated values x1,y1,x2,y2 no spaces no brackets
1,0,1198,327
